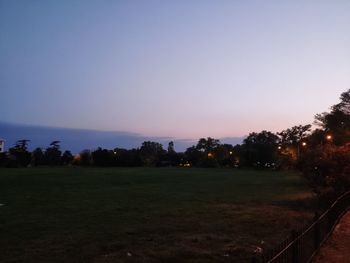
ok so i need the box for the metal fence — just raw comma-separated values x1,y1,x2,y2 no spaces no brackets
253,190,350,263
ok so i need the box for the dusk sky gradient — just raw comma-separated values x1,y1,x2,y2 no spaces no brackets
1,1,350,140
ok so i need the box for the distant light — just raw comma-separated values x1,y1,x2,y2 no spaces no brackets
207,152,213,158
278,146,282,150
302,142,307,147
326,135,332,140
229,151,233,155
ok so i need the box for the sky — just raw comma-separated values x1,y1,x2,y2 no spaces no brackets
1,0,350,140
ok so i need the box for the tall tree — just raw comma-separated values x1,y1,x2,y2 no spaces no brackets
61,150,74,165
184,146,203,167
314,89,350,145
166,141,181,166
139,141,166,166
196,137,220,153
45,141,62,166
277,124,311,161
167,141,175,154
31,148,44,166
214,144,235,167
14,139,30,151
301,89,350,196
242,131,279,167
9,139,31,167
91,147,114,166
79,149,92,166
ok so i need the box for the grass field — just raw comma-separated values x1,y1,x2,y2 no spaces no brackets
0,167,317,262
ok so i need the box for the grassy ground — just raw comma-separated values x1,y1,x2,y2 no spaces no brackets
0,167,317,262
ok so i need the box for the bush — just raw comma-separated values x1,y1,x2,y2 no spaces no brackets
301,144,350,195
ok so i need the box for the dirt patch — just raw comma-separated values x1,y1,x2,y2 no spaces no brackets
312,210,350,263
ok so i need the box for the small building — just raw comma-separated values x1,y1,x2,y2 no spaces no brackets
0,139,5,153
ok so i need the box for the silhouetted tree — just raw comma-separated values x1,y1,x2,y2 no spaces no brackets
195,137,221,167
61,150,74,165
277,124,311,168
15,139,30,151
92,147,115,166
139,141,166,166
214,144,235,167
314,89,350,146
300,89,350,197
165,141,181,166
45,141,62,166
301,144,350,196
167,141,175,154
196,137,220,153
113,148,142,167
241,131,279,167
79,149,92,166
184,146,203,166
8,139,31,167
31,148,44,166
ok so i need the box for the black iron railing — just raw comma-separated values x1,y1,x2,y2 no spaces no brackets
253,190,350,263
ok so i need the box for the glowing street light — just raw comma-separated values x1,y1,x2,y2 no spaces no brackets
278,146,282,150
301,142,307,147
326,135,332,141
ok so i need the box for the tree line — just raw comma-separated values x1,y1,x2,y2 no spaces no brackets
1,90,349,195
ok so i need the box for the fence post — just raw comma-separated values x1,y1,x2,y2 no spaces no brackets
314,212,320,250
292,230,299,263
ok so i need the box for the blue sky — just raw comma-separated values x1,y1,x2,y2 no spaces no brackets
1,1,350,140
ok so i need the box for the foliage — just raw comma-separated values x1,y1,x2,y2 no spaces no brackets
14,139,30,151
139,141,166,166
196,137,220,153
277,125,311,168
301,144,350,194
44,141,62,166
184,146,203,166
91,147,115,166
164,142,182,166
214,144,236,167
301,89,350,194
79,149,92,166
241,131,279,167
167,141,175,154
113,148,142,167
314,89,350,145
61,150,74,165
31,148,45,166
8,139,31,167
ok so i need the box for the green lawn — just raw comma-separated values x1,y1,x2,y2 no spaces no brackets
0,167,317,262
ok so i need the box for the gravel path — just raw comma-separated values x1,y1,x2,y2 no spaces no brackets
312,210,350,263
